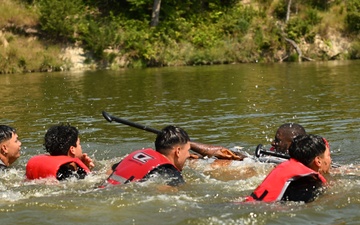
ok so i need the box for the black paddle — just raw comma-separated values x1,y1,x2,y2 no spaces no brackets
255,144,341,168
255,144,290,159
102,111,341,167
103,111,293,160
102,111,161,134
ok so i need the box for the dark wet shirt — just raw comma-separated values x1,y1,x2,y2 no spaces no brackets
145,164,185,186
56,163,87,181
281,175,324,203
0,160,7,171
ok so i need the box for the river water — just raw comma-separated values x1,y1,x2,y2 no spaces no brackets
0,61,359,224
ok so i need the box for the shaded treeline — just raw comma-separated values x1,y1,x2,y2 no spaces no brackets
1,0,360,73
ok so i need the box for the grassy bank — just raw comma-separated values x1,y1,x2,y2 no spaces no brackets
0,0,64,73
0,0,359,74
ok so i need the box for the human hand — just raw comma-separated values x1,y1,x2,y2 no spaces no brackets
189,153,202,159
81,153,95,170
213,148,246,160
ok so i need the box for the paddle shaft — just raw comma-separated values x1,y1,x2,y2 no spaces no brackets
259,149,290,159
102,111,341,168
102,111,161,134
255,144,341,168
255,144,290,159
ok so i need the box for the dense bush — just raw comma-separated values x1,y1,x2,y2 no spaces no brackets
284,7,321,42
349,41,360,59
1,0,359,72
79,15,124,59
273,0,288,20
304,0,332,10
38,0,85,42
345,0,360,33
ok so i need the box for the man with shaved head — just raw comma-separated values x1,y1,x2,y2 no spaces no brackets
271,123,306,154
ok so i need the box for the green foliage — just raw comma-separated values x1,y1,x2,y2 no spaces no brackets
349,40,360,59
189,22,221,48
79,16,123,59
288,53,299,62
304,0,332,11
219,5,257,35
1,0,358,72
127,0,150,8
273,0,287,20
345,0,360,33
305,8,322,25
0,48,20,74
122,20,150,52
124,0,152,21
38,0,85,42
274,1,325,22
284,8,321,41
285,18,311,41
20,0,35,4
18,57,26,69
253,27,264,48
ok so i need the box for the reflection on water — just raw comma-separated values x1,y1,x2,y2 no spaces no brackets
0,61,360,224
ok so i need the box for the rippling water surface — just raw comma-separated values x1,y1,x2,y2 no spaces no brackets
0,61,359,224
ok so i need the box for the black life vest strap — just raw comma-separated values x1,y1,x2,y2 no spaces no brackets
250,190,268,201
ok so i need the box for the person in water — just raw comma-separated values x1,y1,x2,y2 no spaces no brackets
103,125,191,187
195,123,306,174
271,123,306,154
246,134,331,203
26,124,95,180
0,125,22,170
194,122,305,161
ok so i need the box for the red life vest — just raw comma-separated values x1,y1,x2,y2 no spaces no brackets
246,158,327,202
26,154,90,180
106,148,179,186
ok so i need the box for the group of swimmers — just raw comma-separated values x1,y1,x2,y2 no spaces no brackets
0,123,332,203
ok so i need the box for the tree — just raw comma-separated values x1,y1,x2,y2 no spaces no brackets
280,0,314,62
286,0,292,22
150,0,161,27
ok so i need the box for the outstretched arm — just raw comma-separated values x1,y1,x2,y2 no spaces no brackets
190,142,246,160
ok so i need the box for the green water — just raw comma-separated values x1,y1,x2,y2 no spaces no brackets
0,61,359,224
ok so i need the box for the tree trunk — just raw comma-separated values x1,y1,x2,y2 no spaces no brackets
150,0,161,27
284,37,302,62
281,1,314,62
286,0,292,22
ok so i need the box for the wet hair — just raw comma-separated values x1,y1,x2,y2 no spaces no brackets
288,134,327,167
279,123,306,139
155,125,190,155
0,125,16,143
44,124,79,156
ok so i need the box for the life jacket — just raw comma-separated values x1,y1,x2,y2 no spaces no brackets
26,154,90,180
246,158,327,202
105,148,179,186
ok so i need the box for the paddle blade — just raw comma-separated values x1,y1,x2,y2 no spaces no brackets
102,111,113,122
